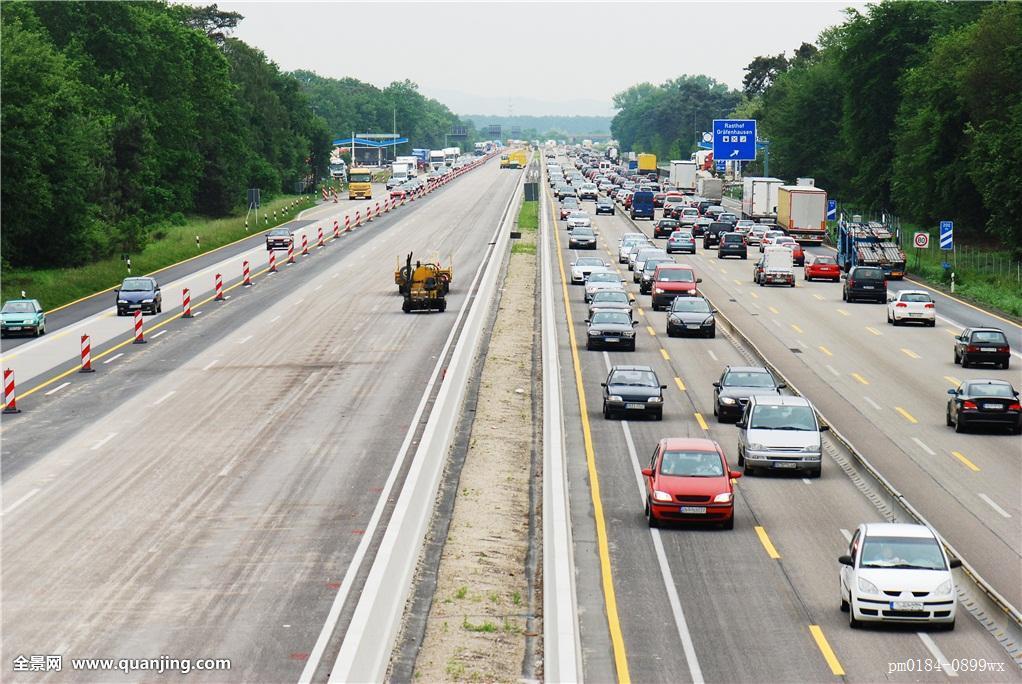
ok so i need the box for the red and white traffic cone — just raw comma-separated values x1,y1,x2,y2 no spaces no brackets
268,250,277,274
317,225,324,248
333,220,340,239
344,215,351,232
182,288,193,317
243,260,252,287
80,334,95,373
214,273,224,301
287,241,295,264
301,233,309,256
3,369,20,413
133,310,146,344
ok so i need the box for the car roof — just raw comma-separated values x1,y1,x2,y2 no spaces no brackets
862,522,935,539
659,437,720,452
749,395,810,407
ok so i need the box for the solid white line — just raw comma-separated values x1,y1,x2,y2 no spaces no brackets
2,488,40,516
151,330,167,339
707,349,718,361
44,382,71,396
152,390,175,406
978,493,1011,519
911,437,936,456
103,353,124,365
237,335,252,345
202,360,219,371
270,315,281,323
621,422,704,684
90,432,117,451
863,396,882,411
917,632,956,677
839,528,852,543
825,364,840,377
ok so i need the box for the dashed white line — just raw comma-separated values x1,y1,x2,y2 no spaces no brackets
152,390,175,406
825,364,840,377
707,350,718,361
103,353,124,365
917,632,956,677
911,437,936,456
1,488,40,516
202,360,219,371
978,493,1011,519
44,382,71,396
90,432,117,451
151,330,167,339
863,396,882,411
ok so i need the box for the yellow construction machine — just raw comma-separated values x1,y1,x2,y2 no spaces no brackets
395,253,452,313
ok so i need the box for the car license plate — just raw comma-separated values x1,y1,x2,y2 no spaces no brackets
680,506,706,514
981,347,996,352
891,601,924,611
774,462,798,469
982,403,1003,410
625,403,645,409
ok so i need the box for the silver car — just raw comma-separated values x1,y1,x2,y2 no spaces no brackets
735,395,828,477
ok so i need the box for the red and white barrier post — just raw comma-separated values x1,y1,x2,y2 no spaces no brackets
3,369,20,414
243,260,252,287
182,288,192,317
80,334,95,373
133,310,146,344
317,225,324,248
214,273,224,301
301,232,309,256
268,250,277,274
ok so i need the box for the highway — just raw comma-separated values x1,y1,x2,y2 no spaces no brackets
0,157,519,681
543,154,1019,682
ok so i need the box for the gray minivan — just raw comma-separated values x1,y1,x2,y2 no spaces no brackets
735,395,828,477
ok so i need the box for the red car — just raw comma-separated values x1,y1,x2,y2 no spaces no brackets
642,438,741,529
804,254,842,282
650,264,700,310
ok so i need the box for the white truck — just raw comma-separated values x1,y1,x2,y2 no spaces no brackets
669,160,698,192
696,174,722,201
742,177,784,221
776,185,828,244
429,150,445,170
757,245,795,287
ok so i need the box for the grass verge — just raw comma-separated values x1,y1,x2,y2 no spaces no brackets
3,194,315,310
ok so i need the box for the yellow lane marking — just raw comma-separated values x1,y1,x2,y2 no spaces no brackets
547,189,631,682
768,306,780,314
895,406,918,424
952,451,980,472
660,348,670,361
674,377,686,391
791,324,804,334
900,348,920,359
809,625,846,676
646,325,656,336
749,291,759,299
851,373,870,385
944,375,960,386
836,309,849,317
818,345,833,357
812,294,824,301
694,412,709,431
754,526,781,559
865,326,882,336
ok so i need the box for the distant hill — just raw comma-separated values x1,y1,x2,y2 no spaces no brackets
464,115,611,137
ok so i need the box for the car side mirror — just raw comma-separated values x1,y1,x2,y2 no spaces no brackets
641,468,654,478
729,470,742,479
949,558,962,569
838,555,853,567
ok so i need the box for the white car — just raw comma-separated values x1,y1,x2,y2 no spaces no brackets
840,523,959,630
570,257,609,284
584,273,625,302
618,234,649,263
567,211,593,230
887,290,936,326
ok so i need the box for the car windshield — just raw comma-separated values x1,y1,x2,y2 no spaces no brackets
588,273,619,283
670,299,710,313
859,536,946,570
591,312,630,326
813,256,836,265
970,331,1007,344
121,278,154,292
657,269,694,283
593,291,629,304
660,450,724,477
900,293,932,303
724,371,775,388
2,302,35,313
965,382,1014,397
749,404,816,430
609,369,659,387
575,258,604,267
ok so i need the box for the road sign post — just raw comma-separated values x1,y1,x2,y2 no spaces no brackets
712,119,757,162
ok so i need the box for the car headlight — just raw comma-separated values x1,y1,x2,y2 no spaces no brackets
608,395,623,402
857,577,879,594
720,397,737,405
713,492,733,503
936,579,953,596
652,490,672,502
647,396,662,403
118,299,128,304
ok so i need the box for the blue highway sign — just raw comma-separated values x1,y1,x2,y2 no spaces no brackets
713,119,757,161
939,220,953,250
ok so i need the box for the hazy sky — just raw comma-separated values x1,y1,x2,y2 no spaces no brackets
222,1,867,116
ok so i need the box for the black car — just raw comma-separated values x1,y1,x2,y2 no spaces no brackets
116,277,162,315
568,227,598,250
841,266,886,303
954,327,1011,369
717,232,748,259
653,218,680,239
947,379,1020,433
639,257,674,294
665,296,716,338
702,222,731,249
602,365,666,420
266,227,293,250
585,310,638,351
712,366,785,422
595,198,615,215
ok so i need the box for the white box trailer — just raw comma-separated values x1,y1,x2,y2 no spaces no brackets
742,177,784,221
669,160,698,191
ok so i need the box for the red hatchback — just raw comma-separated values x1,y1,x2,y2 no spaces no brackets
804,254,842,282
642,438,741,529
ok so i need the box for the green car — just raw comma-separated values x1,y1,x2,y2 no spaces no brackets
1,299,46,338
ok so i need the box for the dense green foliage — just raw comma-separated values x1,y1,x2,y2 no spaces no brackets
1,1,328,269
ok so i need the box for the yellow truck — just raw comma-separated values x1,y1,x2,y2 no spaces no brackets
637,153,657,177
347,166,372,199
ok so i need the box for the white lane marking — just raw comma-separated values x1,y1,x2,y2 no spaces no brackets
825,364,840,377
707,350,718,361
270,315,281,323
978,493,1011,519
152,390,175,407
621,422,704,683
90,432,117,451
44,382,71,396
202,359,219,371
237,335,252,345
2,488,40,516
917,632,956,678
863,396,882,411
839,528,852,543
151,330,167,339
103,353,124,365
911,437,936,456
